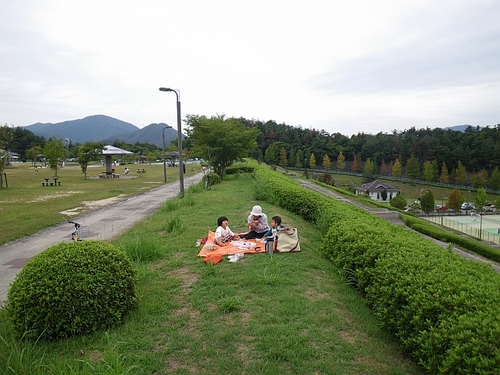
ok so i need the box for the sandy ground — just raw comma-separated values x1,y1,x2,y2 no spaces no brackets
59,194,128,216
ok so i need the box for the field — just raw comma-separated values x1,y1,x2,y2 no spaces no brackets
0,161,201,245
0,173,424,374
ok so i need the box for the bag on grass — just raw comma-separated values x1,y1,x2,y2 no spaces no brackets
274,228,301,253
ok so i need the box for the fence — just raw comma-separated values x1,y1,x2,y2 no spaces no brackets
425,215,500,246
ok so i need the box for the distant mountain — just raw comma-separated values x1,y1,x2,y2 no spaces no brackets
101,123,180,148
444,124,482,132
24,115,181,147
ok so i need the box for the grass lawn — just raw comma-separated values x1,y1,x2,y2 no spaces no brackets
0,173,424,374
0,162,201,245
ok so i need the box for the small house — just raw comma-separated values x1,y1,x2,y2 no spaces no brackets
355,180,400,202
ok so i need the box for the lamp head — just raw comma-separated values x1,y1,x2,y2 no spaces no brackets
159,87,173,92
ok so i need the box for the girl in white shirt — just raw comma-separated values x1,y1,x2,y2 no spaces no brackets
214,216,240,246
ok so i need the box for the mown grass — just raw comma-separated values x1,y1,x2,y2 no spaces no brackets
0,173,424,374
0,162,200,245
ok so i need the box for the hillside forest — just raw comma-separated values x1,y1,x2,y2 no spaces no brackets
2,120,500,189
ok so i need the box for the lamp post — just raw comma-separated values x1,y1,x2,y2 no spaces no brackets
162,126,172,183
159,87,184,198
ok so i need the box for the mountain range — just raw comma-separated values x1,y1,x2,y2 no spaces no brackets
23,115,479,149
23,115,181,147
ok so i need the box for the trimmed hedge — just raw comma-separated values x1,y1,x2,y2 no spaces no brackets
249,160,500,374
8,240,137,340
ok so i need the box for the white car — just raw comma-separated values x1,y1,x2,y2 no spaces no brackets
461,202,475,210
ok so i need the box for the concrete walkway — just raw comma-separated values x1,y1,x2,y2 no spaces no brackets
0,173,204,306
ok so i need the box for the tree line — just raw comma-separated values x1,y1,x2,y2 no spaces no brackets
239,119,500,190
2,119,500,189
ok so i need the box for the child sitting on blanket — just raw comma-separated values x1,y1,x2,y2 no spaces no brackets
262,216,283,240
214,216,241,246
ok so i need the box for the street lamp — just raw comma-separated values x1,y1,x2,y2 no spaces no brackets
162,126,172,183
159,87,184,198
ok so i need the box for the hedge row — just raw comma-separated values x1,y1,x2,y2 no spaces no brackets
251,161,500,374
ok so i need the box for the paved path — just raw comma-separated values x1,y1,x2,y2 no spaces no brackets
0,173,204,306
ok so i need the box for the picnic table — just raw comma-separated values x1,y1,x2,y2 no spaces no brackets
42,178,61,186
137,168,146,173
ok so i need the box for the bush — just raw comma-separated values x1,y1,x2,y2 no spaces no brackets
390,195,407,210
226,165,255,174
248,160,500,373
7,240,137,340
202,172,221,187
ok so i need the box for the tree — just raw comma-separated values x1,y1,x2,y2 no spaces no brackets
475,187,488,210
423,160,434,182
78,142,104,179
0,125,14,166
351,153,361,173
336,151,345,171
489,166,500,190
392,158,402,178
323,154,331,169
26,146,42,167
431,159,439,182
362,158,375,182
309,153,316,168
406,154,420,179
471,170,488,188
44,136,66,177
440,161,449,184
381,188,388,201
454,161,467,185
448,188,465,212
185,114,259,179
379,160,388,176
288,148,296,167
278,147,288,167
390,195,407,210
264,143,280,165
420,189,435,214
295,149,304,168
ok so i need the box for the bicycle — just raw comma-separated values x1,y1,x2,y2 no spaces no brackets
68,221,82,241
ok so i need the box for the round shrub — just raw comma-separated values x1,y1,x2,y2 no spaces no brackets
390,195,407,210
7,240,137,340
202,172,221,186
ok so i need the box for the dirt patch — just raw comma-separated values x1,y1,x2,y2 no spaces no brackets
80,195,127,209
27,191,84,203
59,194,128,216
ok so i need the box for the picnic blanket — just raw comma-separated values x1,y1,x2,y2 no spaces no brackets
197,231,265,262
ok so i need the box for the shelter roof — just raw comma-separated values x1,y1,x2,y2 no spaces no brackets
102,145,134,155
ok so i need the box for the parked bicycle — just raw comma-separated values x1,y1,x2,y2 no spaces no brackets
68,221,82,241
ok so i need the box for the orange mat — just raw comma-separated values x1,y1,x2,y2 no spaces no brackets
197,231,265,259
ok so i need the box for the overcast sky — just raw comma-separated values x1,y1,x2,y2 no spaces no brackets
1,0,499,136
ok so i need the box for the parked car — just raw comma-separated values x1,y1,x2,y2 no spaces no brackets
436,205,449,211
461,202,475,210
484,204,496,212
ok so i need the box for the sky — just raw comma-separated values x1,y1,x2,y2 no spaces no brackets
1,0,499,137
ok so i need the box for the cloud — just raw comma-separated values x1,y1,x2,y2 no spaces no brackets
313,2,500,95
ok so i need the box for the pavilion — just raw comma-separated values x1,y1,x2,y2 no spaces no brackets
102,145,134,177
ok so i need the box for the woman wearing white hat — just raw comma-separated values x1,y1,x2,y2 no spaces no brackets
241,205,270,239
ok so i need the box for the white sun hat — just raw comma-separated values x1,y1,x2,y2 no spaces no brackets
250,205,263,216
